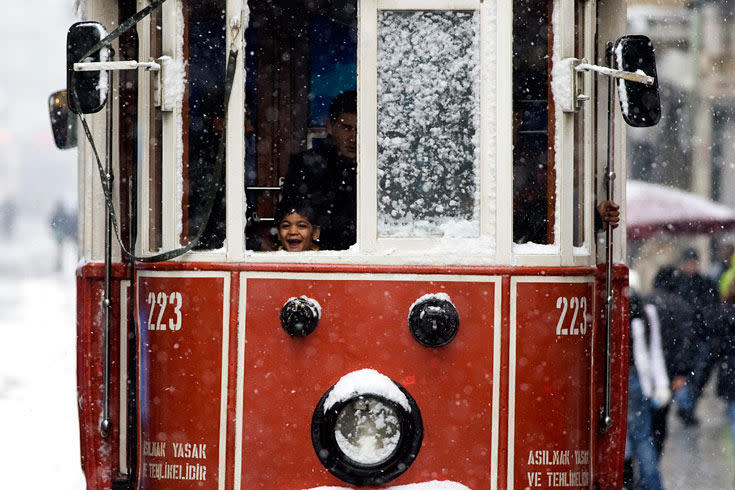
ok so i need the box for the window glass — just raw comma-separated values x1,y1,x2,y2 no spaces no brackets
148,7,163,251
244,1,357,251
513,0,554,245
185,0,227,250
377,11,480,238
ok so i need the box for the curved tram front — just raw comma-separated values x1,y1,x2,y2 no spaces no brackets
57,0,660,488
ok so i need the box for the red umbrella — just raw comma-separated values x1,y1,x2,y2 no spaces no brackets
627,180,735,240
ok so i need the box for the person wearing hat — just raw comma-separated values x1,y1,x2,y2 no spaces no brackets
669,247,719,426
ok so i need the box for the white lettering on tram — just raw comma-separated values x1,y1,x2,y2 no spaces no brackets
525,449,590,487
545,470,590,486
172,442,207,459
142,439,208,481
143,440,166,457
142,462,207,481
527,450,570,465
528,471,542,486
145,291,183,331
554,296,589,336
574,449,589,464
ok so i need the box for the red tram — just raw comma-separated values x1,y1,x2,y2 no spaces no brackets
49,0,661,488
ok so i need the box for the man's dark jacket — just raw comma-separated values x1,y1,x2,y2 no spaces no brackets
645,288,695,378
281,143,357,250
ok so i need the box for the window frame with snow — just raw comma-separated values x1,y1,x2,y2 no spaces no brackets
136,0,245,262
509,0,597,267
358,0,497,261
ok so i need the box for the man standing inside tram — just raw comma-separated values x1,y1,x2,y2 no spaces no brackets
281,90,357,250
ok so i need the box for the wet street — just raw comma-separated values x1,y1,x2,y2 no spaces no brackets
661,381,734,489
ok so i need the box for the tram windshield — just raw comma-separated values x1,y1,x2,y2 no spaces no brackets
245,0,358,251
242,0,561,253
168,0,581,255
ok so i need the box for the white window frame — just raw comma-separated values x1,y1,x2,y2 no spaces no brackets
129,0,596,266
136,0,245,262
510,0,597,268
570,0,597,267
358,0,498,264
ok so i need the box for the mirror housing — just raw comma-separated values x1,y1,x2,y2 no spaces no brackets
48,90,78,149
67,21,110,114
613,35,661,128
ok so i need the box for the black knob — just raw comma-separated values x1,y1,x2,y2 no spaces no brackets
408,296,459,347
280,296,320,337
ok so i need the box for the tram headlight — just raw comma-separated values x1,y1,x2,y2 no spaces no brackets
408,294,459,347
280,296,320,337
312,369,423,486
334,395,401,465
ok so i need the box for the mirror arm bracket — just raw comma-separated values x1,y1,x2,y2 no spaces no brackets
73,60,161,72
74,56,176,112
557,57,656,114
575,62,655,86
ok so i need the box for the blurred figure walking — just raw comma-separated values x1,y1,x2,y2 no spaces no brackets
624,291,668,490
645,265,695,454
669,248,719,426
49,201,76,271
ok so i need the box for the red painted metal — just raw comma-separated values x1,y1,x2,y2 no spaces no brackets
136,274,228,488
241,275,496,488
75,261,629,489
77,266,126,489
512,280,594,488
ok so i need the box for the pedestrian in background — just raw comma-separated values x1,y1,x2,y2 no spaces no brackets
670,247,719,426
645,265,695,454
624,290,667,490
708,241,735,283
712,271,735,482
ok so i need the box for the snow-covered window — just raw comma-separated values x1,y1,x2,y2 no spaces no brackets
376,11,480,238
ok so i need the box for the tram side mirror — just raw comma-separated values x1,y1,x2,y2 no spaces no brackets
48,90,78,149
67,21,110,114
613,35,661,128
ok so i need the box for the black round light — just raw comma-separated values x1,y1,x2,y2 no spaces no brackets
280,296,320,337
408,296,459,347
311,371,423,486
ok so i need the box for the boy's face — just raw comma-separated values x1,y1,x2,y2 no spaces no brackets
278,212,320,252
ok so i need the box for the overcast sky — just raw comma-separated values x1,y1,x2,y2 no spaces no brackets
0,1,78,217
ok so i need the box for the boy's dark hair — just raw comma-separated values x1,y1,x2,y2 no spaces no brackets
275,199,319,227
328,90,357,123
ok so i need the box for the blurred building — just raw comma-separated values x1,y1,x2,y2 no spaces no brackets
626,0,735,288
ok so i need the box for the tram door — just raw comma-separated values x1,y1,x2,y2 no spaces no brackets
245,1,357,250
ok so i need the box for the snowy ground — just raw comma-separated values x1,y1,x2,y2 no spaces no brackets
0,216,85,488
